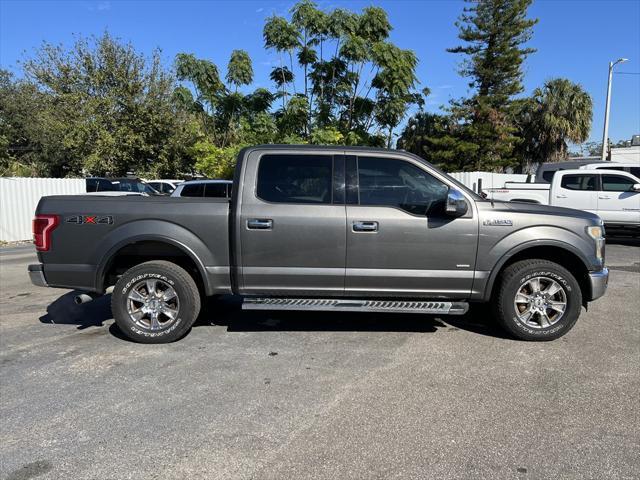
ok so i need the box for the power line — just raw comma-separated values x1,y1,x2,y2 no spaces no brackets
613,72,640,75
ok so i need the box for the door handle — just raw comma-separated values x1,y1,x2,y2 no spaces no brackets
598,196,611,199
556,194,567,198
247,219,273,230
353,221,378,232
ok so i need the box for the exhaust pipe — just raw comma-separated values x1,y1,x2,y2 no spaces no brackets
73,286,114,305
74,293,99,305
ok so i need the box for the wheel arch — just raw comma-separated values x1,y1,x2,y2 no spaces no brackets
482,241,592,303
96,229,214,296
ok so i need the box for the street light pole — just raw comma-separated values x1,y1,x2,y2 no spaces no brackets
601,58,628,160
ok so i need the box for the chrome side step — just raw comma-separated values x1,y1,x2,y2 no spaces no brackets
242,298,468,315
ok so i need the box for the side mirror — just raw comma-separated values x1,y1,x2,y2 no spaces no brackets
446,188,468,217
632,183,640,192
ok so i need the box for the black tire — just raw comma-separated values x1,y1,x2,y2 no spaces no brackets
111,261,201,343
493,259,582,341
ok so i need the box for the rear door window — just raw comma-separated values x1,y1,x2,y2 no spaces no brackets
560,174,597,191
257,154,333,204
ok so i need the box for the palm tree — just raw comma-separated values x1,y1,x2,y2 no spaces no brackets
526,78,593,162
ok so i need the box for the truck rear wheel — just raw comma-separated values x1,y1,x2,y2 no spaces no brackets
494,259,582,341
111,261,201,343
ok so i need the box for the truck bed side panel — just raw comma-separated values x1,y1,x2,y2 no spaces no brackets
36,195,230,295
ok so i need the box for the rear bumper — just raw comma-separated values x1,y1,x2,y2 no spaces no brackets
28,264,48,287
588,268,609,301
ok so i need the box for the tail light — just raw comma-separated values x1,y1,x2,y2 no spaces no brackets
33,215,59,251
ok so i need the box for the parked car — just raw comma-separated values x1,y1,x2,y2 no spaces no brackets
147,180,182,195
535,157,640,184
578,162,640,178
85,177,162,195
171,180,232,198
485,169,640,233
30,145,608,343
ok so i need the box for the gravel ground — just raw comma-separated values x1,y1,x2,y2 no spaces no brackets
1,240,638,480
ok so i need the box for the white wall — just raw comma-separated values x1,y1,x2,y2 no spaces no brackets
610,146,640,163
0,178,85,242
449,171,528,193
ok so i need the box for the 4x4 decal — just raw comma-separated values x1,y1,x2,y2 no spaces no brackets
65,215,114,225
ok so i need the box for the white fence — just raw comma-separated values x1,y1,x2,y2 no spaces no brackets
0,178,85,242
450,171,528,193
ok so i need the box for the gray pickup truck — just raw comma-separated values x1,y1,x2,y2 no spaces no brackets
29,145,608,343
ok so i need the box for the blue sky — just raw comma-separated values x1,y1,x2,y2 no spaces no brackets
1,0,639,147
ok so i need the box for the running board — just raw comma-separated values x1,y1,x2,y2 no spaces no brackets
242,298,468,315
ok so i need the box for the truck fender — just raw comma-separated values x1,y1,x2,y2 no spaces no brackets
479,228,594,302
94,220,216,294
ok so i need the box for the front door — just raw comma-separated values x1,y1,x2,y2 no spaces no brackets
597,173,640,224
238,152,346,296
345,155,478,298
554,173,598,213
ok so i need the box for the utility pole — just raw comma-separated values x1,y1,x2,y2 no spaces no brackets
601,58,628,160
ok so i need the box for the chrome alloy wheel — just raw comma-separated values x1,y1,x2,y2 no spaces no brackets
126,279,180,331
513,276,567,329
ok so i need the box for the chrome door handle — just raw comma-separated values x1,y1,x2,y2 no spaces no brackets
556,194,567,198
598,196,611,199
247,219,273,230
353,221,378,232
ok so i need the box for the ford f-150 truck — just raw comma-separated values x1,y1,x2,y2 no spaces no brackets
29,145,609,343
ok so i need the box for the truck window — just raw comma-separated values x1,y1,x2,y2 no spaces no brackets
601,175,636,192
257,155,333,204
560,174,596,191
180,183,205,197
357,157,449,216
630,167,640,179
204,183,228,198
542,170,557,182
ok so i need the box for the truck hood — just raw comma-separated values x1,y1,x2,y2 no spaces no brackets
497,201,601,223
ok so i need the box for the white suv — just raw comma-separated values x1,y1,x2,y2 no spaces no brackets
171,180,232,198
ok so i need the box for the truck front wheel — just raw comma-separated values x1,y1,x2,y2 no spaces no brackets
111,261,201,343
494,259,582,341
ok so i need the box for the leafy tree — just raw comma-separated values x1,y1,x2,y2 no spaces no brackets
518,78,593,162
271,2,422,146
190,141,239,179
264,15,300,107
0,70,49,176
175,53,225,139
448,0,538,170
226,50,253,90
177,2,422,155
396,111,478,172
2,33,199,177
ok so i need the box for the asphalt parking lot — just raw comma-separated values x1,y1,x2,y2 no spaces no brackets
1,240,639,480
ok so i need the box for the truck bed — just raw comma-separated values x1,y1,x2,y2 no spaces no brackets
35,195,231,293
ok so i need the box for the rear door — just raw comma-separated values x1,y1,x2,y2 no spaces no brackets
597,173,640,224
344,155,478,298
238,152,346,296
553,173,598,213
